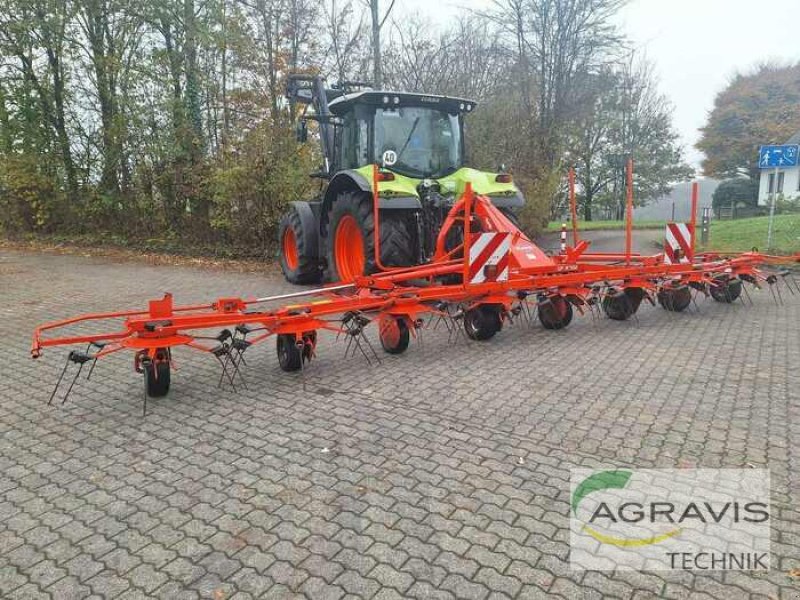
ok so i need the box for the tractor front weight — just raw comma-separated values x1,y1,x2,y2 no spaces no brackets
32,183,800,415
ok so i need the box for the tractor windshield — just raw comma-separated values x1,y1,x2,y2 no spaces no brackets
373,107,462,178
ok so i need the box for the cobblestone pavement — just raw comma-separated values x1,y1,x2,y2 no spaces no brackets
1,249,799,600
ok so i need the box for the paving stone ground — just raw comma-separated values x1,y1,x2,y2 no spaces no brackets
1,249,799,600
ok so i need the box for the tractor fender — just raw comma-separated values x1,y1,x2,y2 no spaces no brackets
321,170,422,234
288,201,320,259
488,190,525,209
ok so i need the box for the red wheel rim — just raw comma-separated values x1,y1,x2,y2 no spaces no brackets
334,215,365,281
283,228,299,270
380,316,400,348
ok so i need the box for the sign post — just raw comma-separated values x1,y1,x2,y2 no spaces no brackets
758,144,798,250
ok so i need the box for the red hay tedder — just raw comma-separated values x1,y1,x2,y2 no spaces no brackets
32,163,799,415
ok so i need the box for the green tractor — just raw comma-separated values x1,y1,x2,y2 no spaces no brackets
279,74,524,284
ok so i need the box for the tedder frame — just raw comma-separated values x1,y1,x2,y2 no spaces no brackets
32,161,800,415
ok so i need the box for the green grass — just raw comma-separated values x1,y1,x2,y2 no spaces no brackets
701,214,800,255
545,219,666,232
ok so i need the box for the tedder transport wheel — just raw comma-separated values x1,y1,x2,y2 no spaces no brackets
276,332,317,372
278,203,322,284
602,287,646,321
710,277,743,303
464,305,503,340
657,286,692,312
379,316,411,354
538,295,573,330
144,349,171,397
325,191,415,282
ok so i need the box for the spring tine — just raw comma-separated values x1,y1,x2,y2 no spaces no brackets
359,327,381,364
779,272,796,295
691,291,700,313
48,354,72,405
61,363,85,405
775,280,784,305
742,282,754,306
142,366,148,417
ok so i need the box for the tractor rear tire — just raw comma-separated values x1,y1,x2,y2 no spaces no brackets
464,305,502,341
710,277,742,303
657,286,692,312
379,316,411,354
144,349,171,397
538,295,573,330
325,191,415,282
278,204,322,284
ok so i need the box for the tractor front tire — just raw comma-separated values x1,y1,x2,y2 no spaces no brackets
278,204,322,284
325,191,415,282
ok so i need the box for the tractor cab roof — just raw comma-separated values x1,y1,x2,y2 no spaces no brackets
328,91,477,116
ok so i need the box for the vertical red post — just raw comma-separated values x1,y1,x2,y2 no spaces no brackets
568,167,579,244
689,181,698,261
625,158,634,264
463,182,472,284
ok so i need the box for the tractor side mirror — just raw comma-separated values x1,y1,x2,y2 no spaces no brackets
296,120,308,143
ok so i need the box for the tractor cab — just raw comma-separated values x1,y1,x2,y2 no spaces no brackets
328,92,475,179
280,74,523,285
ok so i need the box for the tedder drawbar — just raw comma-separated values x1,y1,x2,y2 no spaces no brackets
32,164,799,415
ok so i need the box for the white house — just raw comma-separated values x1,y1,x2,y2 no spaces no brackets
758,131,800,206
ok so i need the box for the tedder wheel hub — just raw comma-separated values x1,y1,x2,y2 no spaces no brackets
710,277,743,303
464,305,503,340
276,332,316,372
379,316,411,354
538,295,573,330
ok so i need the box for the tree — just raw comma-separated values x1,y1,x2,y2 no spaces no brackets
711,178,758,214
567,56,693,220
363,0,394,87
697,62,800,179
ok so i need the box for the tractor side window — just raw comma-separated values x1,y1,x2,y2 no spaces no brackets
340,113,369,170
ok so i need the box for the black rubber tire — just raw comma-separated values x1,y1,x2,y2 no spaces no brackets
324,191,416,282
602,287,645,321
464,305,503,341
144,350,170,397
277,334,302,372
379,317,411,354
657,286,692,312
602,289,634,321
278,204,322,284
710,277,742,303
538,295,574,330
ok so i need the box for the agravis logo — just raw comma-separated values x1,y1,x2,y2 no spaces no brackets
572,470,681,547
569,468,771,571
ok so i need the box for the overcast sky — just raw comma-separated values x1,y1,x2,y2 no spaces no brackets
397,0,800,169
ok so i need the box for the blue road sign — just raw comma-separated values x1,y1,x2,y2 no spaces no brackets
759,144,799,168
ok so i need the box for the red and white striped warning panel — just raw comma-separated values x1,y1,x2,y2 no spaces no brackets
468,232,511,283
664,222,692,264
